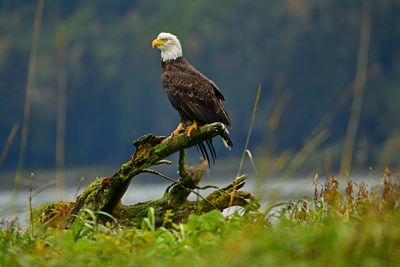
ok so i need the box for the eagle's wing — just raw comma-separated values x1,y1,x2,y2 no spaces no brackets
162,69,231,127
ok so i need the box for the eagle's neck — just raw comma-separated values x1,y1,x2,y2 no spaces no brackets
160,45,183,62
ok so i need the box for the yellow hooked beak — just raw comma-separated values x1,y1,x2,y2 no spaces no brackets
152,38,166,48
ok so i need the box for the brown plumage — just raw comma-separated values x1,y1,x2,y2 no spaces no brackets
161,57,231,128
152,32,232,163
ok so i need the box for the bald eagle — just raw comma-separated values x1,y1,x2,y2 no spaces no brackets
152,32,233,163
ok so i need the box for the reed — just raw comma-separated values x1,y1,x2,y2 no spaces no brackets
340,0,372,175
56,23,67,192
230,85,261,206
14,0,45,199
0,123,19,169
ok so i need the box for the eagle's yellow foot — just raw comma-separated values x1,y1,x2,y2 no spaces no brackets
186,121,198,138
171,122,185,138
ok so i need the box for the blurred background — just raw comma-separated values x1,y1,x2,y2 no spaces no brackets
1,0,400,202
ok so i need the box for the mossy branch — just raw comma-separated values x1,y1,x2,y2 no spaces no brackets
70,123,229,215
34,123,257,228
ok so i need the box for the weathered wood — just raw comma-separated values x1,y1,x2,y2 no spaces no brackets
34,123,257,228
71,123,230,215
115,174,255,227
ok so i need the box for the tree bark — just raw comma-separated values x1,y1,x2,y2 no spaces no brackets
34,123,257,228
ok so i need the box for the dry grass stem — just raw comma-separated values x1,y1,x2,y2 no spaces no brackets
230,85,261,206
340,0,372,174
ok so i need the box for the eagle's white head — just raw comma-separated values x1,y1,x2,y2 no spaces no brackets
152,32,183,62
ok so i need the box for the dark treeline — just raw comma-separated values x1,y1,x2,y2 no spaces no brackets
0,0,399,172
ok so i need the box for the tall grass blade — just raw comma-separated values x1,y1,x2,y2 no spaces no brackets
340,0,372,175
28,172,34,230
14,0,45,199
245,149,258,177
56,23,67,192
0,123,19,169
230,85,261,206
258,91,292,180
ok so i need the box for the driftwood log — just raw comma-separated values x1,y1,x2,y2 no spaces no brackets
35,123,257,228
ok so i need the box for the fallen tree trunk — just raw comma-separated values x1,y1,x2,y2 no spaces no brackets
35,123,257,228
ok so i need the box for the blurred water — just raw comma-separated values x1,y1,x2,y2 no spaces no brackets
0,182,169,223
1,173,382,226
0,177,316,224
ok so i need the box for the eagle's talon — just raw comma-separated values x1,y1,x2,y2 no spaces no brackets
186,121,198,138
171,122,185,138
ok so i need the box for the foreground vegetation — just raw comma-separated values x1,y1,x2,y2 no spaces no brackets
1,174,399,267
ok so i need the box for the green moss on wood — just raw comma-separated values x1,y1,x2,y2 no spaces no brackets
33,123,257,228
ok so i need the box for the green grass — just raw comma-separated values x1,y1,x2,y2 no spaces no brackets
1,176,399,267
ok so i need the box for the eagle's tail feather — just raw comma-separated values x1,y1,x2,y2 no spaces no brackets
205,139,216,164
195,123,232,165
196,138,216,165
196,142,210,164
